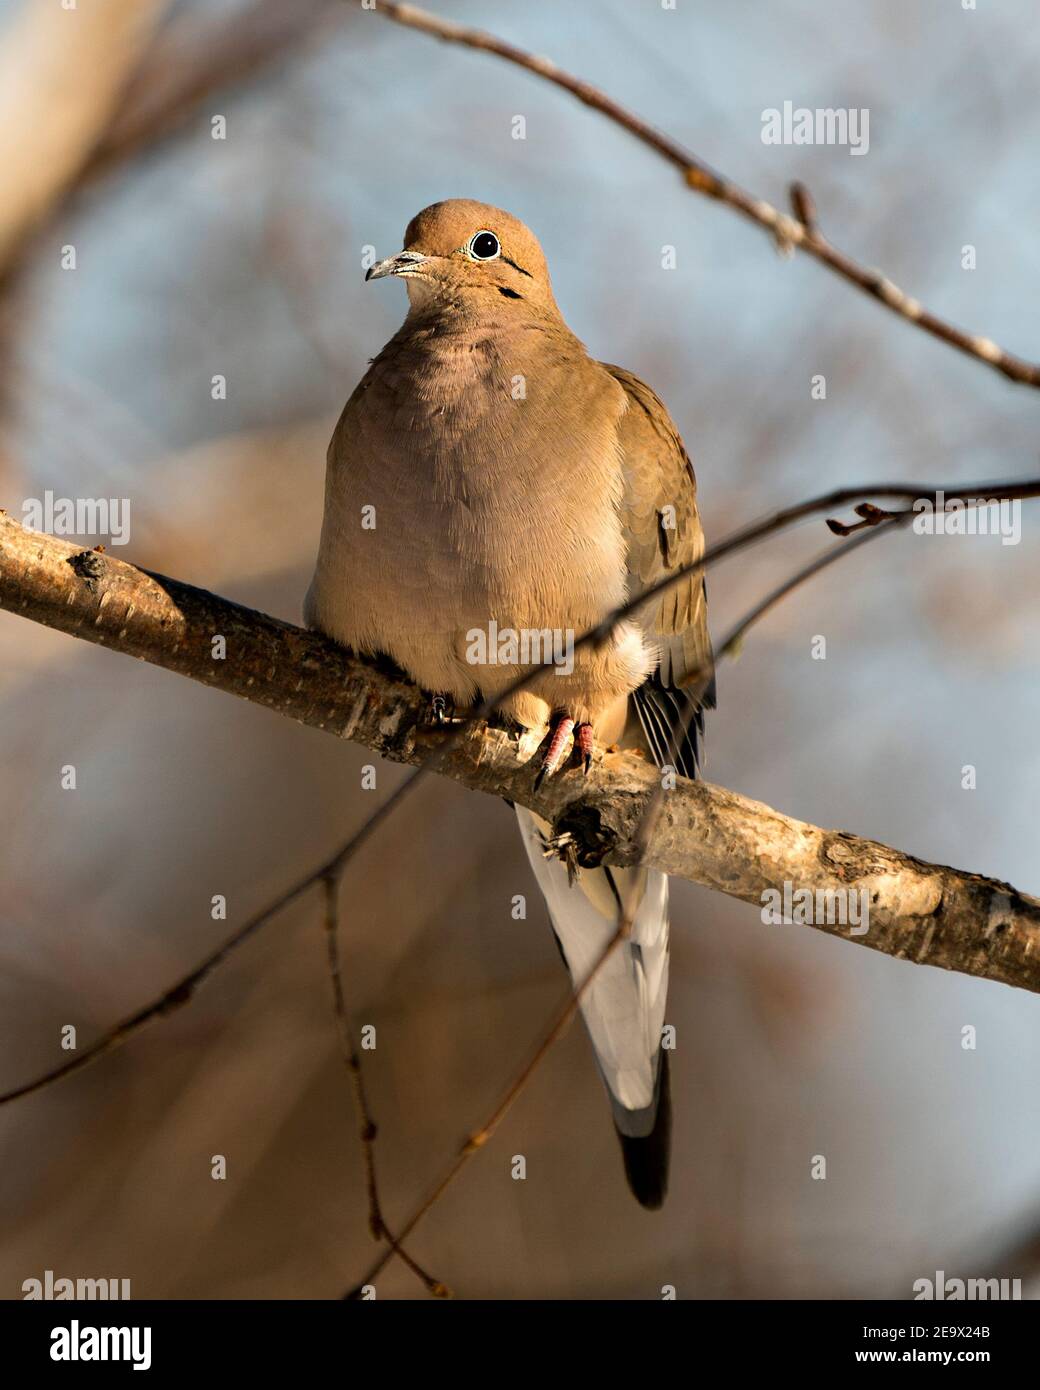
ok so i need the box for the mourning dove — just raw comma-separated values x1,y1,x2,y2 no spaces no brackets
306,200,713,1208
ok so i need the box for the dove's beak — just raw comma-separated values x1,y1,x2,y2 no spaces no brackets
365,250,429,282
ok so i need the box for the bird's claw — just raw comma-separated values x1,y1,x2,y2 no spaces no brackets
425,692,458,728
533,716,596,789
576,722,594,774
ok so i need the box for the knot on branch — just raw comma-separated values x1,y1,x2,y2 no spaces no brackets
67,546,108,591
789,181,819,236
554,797,623,870
820,831,890,882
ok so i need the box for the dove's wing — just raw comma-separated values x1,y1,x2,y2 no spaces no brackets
602,362,715,780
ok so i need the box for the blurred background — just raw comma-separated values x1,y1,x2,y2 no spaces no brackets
1,0,1039,1299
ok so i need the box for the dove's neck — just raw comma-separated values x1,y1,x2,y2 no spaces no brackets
404,284,568,334
379,302,585,405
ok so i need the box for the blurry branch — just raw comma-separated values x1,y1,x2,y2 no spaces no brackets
371,1,1040,388
3,489,1040,1009
0,0,169,272
0,710,438,1288
347,852,648,1296
0,0,347,445
0,737,416,1106
321,874,449,1297
83,0,346,186
0,0,344,286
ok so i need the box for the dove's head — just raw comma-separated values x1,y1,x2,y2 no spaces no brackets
365,199,558,314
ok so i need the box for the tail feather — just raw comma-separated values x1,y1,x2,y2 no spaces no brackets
616,1050,671,1209
515,805,671,1207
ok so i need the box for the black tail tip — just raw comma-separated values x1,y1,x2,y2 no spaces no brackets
615,1051,672,1210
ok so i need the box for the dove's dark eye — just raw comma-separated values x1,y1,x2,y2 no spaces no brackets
468,231,500,261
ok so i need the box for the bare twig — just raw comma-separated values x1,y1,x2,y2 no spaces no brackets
346,882,640,1296
436,478,1040,721
370,0,1040,387
321,873,449,1297
0,765,418,1106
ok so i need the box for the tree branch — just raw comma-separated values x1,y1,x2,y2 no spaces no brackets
321,873,449,1298
370,0,1040,388
2,511,1038,996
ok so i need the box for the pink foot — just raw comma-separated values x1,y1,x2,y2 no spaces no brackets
534,714,575,789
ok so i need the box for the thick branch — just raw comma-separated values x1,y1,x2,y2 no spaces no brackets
2,513,1038,994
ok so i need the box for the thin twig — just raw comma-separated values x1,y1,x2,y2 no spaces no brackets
419,479,1040,741
630,517,908,860
0,771,418,1106
345,910,634,1297
370,0,1040,387
321,873,450,1297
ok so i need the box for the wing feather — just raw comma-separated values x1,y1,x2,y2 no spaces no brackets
602,362,715,773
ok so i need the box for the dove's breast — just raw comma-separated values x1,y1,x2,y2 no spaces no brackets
306,317,653,724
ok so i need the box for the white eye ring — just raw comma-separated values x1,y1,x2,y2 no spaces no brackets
467,230,501,261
